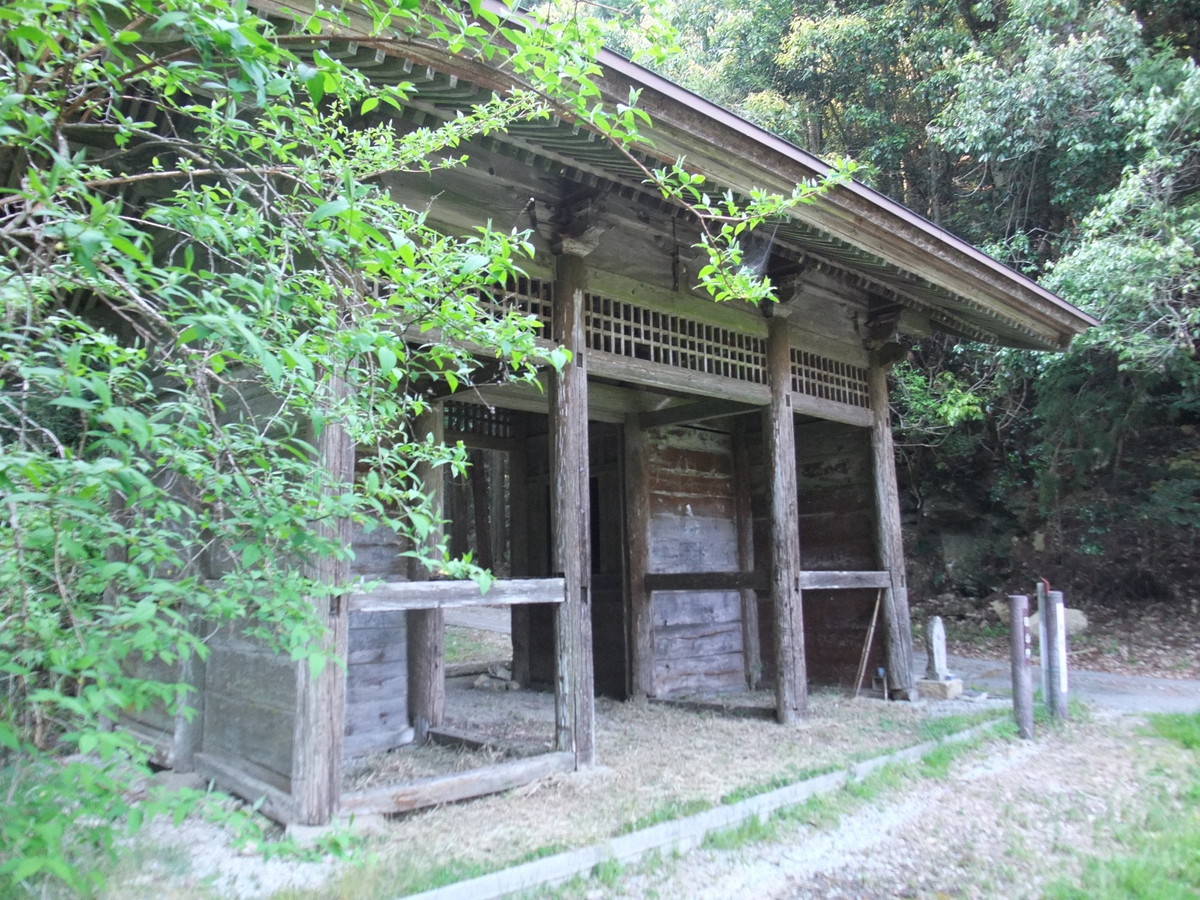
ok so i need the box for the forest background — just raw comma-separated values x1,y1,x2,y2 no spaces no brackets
607,0,1200,626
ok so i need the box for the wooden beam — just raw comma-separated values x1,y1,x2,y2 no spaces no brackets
291,373,353,825
339,752,576,815
765,316,807,723
551,251,595,766
798,570,891,590
624,414,655,698
637,398,757,430
868,360,915,698
194,753,296,826
408,402,446,745
732,426,762,689
351,577,566,612
643,571,769,593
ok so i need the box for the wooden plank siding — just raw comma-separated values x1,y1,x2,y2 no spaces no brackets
643,426,746,696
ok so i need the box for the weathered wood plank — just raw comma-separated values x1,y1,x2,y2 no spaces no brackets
638,398,756,429
339,752,576,815
799,571,891,590
643,571,768,593
194,752,295,825
653,591,743,628
350,577,566,612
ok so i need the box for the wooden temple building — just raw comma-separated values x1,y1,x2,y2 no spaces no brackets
122,9,1098,825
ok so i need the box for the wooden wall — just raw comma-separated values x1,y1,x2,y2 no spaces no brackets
345,519,412,757
752,419,885,687
645,426,745,696
199,621,297,793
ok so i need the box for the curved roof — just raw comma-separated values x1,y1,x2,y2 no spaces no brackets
256,1,1098,350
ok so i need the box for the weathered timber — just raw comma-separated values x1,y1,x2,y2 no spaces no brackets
194,753,297,825
428,726,502,753
624,414,655,697
868,360,915,697
1008,595,1034,739
291,373,353,825
643,571,768,593
340,752,575,816
798,571,890,590
648,698,776,721
351,577,566,612
638,398,757,429
408,402,446,745
510,414,532,688
551,251,595,766
733,425,762,689
765,316,806,722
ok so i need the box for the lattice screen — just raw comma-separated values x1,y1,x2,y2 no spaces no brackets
790,349,870,409
481,279,870,410
478,276,553,330
444,402,517,439
583,294,768,384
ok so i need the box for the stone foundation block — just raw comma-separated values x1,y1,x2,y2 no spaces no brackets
916,678,964,700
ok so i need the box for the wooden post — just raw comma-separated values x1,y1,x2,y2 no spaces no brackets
764,315,806,722
868,358,915,698
624,414,655,698
551,250,595,765
407,402,446,744
509,414,532,687
292,374,353,825
1044,589,1069,720
732,424,762,689
1008,594,1034,739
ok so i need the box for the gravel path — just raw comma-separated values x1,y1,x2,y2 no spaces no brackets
604,711,1187,900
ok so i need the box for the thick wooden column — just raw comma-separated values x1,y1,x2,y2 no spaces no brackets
765,316,806,722
408,402,446,742
868,360,915,698
509,414,532,687
732,425,762,689
292,374,353,825
624,414,655,698
550,251,595,766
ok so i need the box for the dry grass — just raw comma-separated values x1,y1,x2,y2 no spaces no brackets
312,683,1005,898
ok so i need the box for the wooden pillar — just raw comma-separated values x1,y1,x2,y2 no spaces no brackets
550,250,595,766
408,402,446,743
868,360,915,698
765,316,806,722
292,374,353,825
624,414,654,698
510,414,532,686
732,424,762,690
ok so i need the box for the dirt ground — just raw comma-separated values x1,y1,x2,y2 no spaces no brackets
911,595,1200,680
103,612,1200,899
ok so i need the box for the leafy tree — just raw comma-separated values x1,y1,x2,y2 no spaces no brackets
0,0,847,891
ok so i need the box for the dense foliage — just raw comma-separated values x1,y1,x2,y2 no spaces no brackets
615,0,1200,603
0,0,849,891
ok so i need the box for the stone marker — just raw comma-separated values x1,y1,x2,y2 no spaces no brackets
917,614,964,700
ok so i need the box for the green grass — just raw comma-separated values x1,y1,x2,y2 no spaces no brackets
718,763,839,805
701,815,777,851
1044,712,1200,900
617,798,711,835
916,709,1004,741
